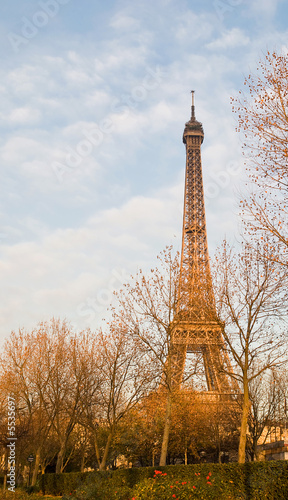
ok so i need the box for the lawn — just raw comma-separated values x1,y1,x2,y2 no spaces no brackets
1,490,62,500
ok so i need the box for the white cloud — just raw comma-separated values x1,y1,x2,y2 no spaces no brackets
0,186,183,345
0,0,288,349
174,11,214,43
1,137,45,165
206,28,250,50
8,106,41,125
248,0,282,17
110,14,140,31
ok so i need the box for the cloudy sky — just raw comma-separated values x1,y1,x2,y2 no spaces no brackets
0,0,287,346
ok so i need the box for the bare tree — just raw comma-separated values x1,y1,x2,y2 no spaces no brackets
232,51,288,265
0,323,59,485
212,240,288,463
46,325,101,474
75,331,104,469
114,247,184,466
247,369,283,460
90,322,153,470
0,319,96,479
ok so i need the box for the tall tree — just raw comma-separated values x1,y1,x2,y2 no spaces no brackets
232,51,288,265
114,240,245,466
114,247,192,466
0,319,93,479
51,327,92,474
212,240,288,463
0,323,58,484
247,369,283,460
75,331,104,469
93,323,153,470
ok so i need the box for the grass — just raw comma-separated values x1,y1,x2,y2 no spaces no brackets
1,490,62,500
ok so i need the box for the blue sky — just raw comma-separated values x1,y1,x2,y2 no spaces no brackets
0,0,288,345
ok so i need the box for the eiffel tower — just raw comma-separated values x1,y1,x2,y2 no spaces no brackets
170,92,237,398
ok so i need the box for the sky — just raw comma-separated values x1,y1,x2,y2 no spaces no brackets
0,0,288,346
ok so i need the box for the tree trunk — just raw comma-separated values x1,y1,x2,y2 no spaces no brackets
3,447,8,491
3,471,7,492
93,431,101,469
80,451,85,472
56,442,66,474
159,391,172,466
99,431,113,471
31,448,41,486
238,378,250,463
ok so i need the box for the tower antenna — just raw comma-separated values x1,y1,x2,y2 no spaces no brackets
191,90,195,119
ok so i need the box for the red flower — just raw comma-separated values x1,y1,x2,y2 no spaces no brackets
207,481,212,485
182,481,187,485
163,473,167,475
193,485,196,489
206,476,210,480
154,470,162,474
172,495,176,498
170,485,173,488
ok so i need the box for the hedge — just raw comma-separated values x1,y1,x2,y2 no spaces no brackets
41,471,92,496
41,468,155,496
41,461,288,499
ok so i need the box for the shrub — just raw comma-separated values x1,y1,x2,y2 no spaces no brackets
42,461,288,500
243,461,288,500
61,471,131,500
41,471,91,496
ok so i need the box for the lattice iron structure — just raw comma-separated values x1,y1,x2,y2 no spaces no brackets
171,92,238,396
